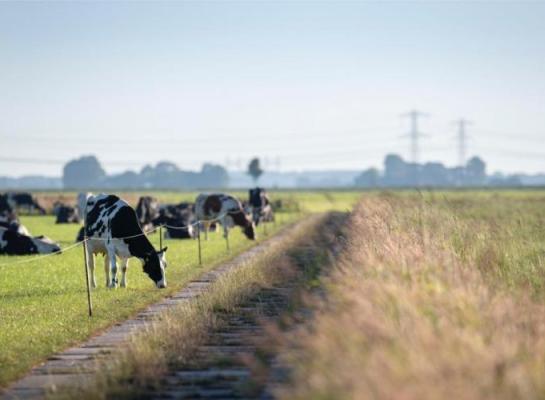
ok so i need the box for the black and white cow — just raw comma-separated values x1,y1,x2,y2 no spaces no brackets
152,207,196,239
195,193,255,241
0,194,30,236
135,196,160,232
248,187,274,226
55,204,80,224
0,227,60,255
5,192,46,215
0,220,31,236
0,194,16,220
77,192,93,223
84,194,168,289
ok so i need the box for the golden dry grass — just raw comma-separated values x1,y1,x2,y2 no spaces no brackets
276,193,545,400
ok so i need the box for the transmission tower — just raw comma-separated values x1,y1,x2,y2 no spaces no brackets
453,118,472,167
402,110,428,163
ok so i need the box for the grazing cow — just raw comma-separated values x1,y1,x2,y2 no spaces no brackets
5,192,46,215
248,188,274,226
55,204,80,224
135,196,160,232
0,227,60,255
195,193,255,241
153,208,196,239
84,194,168,289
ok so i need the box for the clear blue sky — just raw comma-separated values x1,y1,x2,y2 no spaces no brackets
1,1,544,177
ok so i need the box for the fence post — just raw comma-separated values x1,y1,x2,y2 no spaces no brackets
225,233,230,252
197,224,202,266
159,225,163,250
82,238,93,317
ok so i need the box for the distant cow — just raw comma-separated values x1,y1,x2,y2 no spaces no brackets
0,194,30,236
153,208,196,239
135,196,160,232
55,204,80,224
84,194,168,289
249,188,274,226
195,193,255,241
0,194,16,223
5,192,45,215
0,227,60,255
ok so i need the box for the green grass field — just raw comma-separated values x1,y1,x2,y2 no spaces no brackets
0,191,360,388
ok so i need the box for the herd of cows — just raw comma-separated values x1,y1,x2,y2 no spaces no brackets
0,189,275,288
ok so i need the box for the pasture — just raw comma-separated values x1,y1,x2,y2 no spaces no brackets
0,191,360,388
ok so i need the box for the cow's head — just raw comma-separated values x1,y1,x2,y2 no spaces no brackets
243,221,256,240
143,247,168,288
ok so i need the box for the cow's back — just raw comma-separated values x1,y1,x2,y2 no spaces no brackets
196,193,240,220
85,194,136,239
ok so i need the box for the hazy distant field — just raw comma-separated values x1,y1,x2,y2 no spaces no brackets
0,191,359,387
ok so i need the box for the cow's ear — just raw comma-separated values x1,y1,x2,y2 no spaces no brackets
160,246,168,253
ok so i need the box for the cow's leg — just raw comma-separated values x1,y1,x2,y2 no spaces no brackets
220,216,229,239
103,255,110,288
87,249,97,289
203,221,209,241
120,258,129,288
107,248,118,288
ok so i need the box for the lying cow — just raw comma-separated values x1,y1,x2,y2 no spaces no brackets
0,194,16,221
136,196,160,232
84,194,168,289
152,208,196,239
55,204,80,224
195,193,255,241
159,202,193,216
0,195,30,236
0,220,31,236
0,227,60,255
5,192,46,215
248,187,274,226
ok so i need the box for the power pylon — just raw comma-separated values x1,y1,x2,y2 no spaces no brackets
402,110,428,163
452,118,472,167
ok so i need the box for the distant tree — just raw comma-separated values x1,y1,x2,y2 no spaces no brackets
247,157,264,183
200,163,229,188
383,154,409,187
354,168,380,187
421,162,449,186
465,156,486,185
63,155,106,189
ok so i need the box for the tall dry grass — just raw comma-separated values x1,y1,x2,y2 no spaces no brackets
277,194,545,400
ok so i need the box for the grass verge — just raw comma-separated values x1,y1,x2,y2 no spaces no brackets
275,193,545,400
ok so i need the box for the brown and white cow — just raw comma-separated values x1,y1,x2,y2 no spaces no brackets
195,193,255,241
